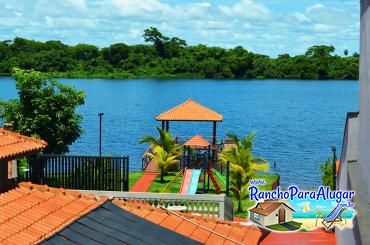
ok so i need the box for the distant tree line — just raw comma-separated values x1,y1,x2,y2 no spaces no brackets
0,27,359,80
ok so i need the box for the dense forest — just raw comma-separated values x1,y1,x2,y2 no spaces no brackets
0,27,359,80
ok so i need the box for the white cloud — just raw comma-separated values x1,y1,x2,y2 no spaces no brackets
292,12,311,23
0,0,359,57
197,2,210,8
66,0,86,10
110,0,174,18
219,0,270,20
45,16,53,26
313,23,334,33
306,4,325,14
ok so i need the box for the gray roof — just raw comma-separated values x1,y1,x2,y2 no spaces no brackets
43,201,198,245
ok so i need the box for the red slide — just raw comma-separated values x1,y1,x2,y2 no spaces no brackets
207,169,221,194
179,168,193,194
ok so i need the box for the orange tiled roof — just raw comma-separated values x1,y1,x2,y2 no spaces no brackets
184,135,211,148
156,99,223,122
113,199,265,245
0,182,106,244
0,128,47,160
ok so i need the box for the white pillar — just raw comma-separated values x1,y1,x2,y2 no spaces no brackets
359,0,370,200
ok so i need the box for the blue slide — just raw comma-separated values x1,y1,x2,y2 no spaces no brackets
187,169,201,194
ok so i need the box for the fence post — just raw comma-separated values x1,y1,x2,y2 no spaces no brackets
125,157,129,191
226,161,230,196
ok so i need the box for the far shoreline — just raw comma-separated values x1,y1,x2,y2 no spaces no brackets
0,73,358,81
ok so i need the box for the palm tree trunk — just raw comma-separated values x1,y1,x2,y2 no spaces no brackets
237,198,243,213
160,170,164,182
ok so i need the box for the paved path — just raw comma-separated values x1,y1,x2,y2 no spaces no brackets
261,228,336,245
130,158,159,192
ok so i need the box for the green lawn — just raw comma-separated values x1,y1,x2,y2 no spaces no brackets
147,172,183,193
128,172,143,190
147,171,230,193
267,221,302,231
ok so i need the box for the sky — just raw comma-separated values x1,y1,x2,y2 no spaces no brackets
0,0,360,57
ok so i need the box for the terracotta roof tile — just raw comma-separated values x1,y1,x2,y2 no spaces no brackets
0,182,106,244
156,99,223,122
184,135,211,147
0,128,47,159
113,199,265,245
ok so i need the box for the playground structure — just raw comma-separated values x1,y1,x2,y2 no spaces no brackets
143,99,230,195
178,135,229,194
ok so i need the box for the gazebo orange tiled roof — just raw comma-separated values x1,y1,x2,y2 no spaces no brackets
156,99,223,122
184,135,211,148
0,128,47,160
156,99,222,156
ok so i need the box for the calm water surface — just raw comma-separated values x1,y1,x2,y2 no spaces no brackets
0,77,358,187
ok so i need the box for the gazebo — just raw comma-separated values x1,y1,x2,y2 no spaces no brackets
156,99,223,156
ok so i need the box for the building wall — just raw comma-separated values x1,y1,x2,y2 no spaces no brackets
336,1,370,244
359,0,370,200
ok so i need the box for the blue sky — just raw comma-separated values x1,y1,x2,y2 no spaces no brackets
0,0,359,57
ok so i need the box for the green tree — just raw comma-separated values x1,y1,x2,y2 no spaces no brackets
219,132,269,213
73,44,99,60
102,43,130,66
143,27,169,57
146,146,178,182
139,127,181,155
0,68,85,153
319,157,335,189
344,49,349,56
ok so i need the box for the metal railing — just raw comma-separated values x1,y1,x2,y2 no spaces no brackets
79,190,233,221
142,145,155,170
21,154,130,191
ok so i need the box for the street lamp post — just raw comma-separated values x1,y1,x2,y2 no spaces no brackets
331,146,337,190
98,112,104,156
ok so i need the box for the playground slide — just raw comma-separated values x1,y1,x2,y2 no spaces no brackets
187,169,201,194
179,169,193,194
211,168,226,186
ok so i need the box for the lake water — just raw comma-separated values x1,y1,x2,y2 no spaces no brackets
0,77,358,188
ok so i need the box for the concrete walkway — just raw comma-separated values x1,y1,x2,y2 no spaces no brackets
130,159,159,192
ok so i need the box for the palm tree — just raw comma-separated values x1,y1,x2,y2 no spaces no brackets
140,127,181,155
219,132,269,213
315,209,324,226
146,146,179,182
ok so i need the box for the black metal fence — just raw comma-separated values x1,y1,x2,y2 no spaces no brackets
20,155,129,191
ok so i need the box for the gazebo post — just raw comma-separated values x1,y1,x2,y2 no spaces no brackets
212,121,217,159
166,121,169,131
161,121,165,130
203,150,206,193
